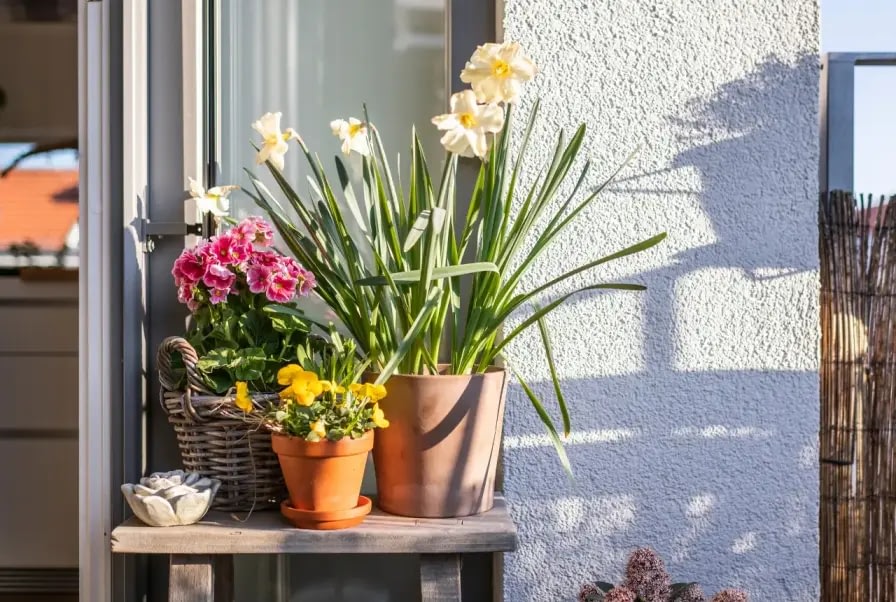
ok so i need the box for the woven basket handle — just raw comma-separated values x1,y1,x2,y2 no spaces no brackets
157,336,214,395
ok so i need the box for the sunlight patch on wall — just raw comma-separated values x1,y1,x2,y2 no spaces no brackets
504,428,639,449
687,494,716,518
671,425,775,440
504,295,648,380
673,267,818,371
732,532,757,554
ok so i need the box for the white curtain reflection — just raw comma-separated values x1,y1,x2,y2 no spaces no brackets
219,0,446,217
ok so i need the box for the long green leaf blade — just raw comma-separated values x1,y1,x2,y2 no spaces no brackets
373,288,441,384
356,262,499,286
511,367,572,476
535,311,570,437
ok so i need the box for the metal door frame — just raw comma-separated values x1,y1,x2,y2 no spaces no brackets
820,52,896,192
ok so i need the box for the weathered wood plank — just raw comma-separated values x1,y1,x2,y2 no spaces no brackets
112,496,516,555
169,555,213,602
420,554,462,601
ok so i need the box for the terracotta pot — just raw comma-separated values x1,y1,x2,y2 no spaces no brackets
272,430,373,512
371,367,507,518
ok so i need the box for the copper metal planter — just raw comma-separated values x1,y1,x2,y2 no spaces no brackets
372,367,507,518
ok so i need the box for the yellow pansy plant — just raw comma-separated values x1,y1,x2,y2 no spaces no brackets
263,336,391,442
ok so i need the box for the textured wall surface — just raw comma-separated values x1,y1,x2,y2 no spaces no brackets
500,1,820,600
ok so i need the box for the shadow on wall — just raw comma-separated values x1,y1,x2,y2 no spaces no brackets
503,55,819,601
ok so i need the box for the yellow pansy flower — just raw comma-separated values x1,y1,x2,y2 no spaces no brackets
286,375,324,407
293,389,317,407
234,381,253,413
349,383,387,402
309,420,327,439
372,404,389,428
277,364,304,385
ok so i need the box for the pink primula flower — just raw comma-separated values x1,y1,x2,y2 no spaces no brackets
209,234,250,267
233,216,274,247
295,266,316,296
177,283,194,305
251,250,282,268
278,257,316,296
246,265,272,294
266,272,296,303
172,248,208,285
202,262,236,291
208,288,230,305
171,215,315,315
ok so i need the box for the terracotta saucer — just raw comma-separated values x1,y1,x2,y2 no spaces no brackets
280,496,372,530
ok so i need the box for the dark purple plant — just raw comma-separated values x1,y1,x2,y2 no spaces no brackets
579,583,603,602
604,586,637,602
675,583,706,602
710,590,748,602
625,548,672,602
578,547,748,602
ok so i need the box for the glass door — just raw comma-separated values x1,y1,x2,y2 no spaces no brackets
205,1,496,599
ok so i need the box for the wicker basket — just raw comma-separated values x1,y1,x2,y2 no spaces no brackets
157,336,285,512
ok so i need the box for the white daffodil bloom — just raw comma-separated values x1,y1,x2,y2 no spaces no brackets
329,117,370,156
252,112,298,171
460,41,536,104
431,90,504,159
188,177,239,217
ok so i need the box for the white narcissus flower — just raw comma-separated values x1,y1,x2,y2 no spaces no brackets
431,90,504,159
329,117,370,156
187,177,239,216
460,41,536,104
252,112,298,171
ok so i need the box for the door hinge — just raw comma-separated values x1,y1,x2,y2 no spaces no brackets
139,218,208,253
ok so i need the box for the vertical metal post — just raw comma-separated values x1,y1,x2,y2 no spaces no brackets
119,0,149,599
79,1,113,600
823,56,856,193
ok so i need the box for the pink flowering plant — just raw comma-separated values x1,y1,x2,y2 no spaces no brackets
171,216,319,393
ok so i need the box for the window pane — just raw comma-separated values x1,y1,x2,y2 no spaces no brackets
854,66,896,197
218,0,447,218
0,7,78,273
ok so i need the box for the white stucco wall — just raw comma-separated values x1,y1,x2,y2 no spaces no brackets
501,1,819,600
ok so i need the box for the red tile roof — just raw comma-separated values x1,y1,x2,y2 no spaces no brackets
0,169,78,250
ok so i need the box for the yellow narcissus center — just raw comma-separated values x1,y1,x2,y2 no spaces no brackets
459,113,477,129
492,59,511,78
348,122,364,137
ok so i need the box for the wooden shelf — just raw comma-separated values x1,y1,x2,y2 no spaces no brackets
111,495,516,556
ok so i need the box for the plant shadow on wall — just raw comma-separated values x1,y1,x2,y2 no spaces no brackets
502,55,819,601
